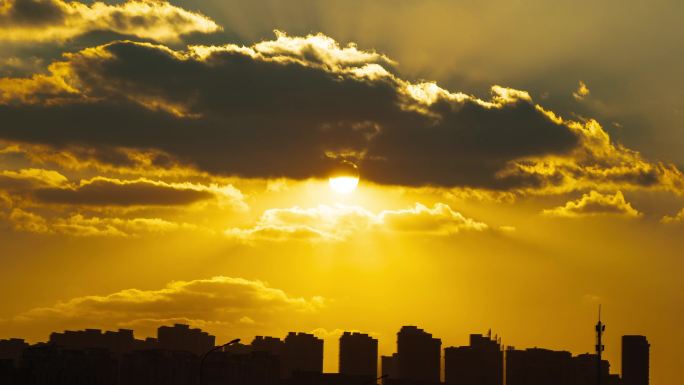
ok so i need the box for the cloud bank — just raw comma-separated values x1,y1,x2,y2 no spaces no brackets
227,203,489,242
0,0,220,42
0,32,681,195
4,276,324,337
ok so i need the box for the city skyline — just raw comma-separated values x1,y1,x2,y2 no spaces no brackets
0,318,650,385
1,1,681,384
0,319,647,382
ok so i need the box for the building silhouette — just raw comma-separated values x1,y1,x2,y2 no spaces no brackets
202,350,280,385
0,338,29,364
285,372,380,385
120,348,197,385
281,332,323,379
622,336,649,385
396,326,441,384
339,332,377,378
49,328,156,355
158,324,215,356
506,347,575,385
20,344,118,385
574,353,613,385
506,347,618,385
381,353,399,385
252,336,285,356
0,323,646,385
444,333,503,385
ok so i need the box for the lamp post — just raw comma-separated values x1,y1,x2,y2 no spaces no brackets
199,338,240,385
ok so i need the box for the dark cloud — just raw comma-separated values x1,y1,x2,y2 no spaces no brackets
363,98,578,188
0,34,595,190
1,0,65,26
33,178,214,206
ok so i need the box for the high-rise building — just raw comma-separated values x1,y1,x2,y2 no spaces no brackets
157,324,215,356
48,328,153,355
444,334,503,385
506,347,575,385
381,353,399,385
202,350,280,385
574,353,612,385
622,336,649,385
0,338,29,364
281,332,323,379
397,326,441,384
506,347,618,385
339,332,378,378
252,336,284,356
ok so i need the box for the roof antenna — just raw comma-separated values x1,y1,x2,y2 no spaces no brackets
595,305,605,385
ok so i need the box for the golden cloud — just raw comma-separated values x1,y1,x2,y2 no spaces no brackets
0,166,247,236
0,139,215,181
0,0,220,42
226,203,489,242
7,208,201,237
661,208,684,224
6,276,324,337
0,168,245,208
573,80,590,100
0,168,69,189
542,191,642,218
8,207,51,233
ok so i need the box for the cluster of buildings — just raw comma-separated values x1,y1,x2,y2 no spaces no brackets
380,327,649,385
0,324,650,385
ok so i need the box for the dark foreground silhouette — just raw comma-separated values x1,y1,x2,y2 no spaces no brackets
0,323,649,385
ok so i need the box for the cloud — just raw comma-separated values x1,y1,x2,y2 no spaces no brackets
0,169,247,235
33,177,214,206
573,80,590,100
7,208,201,237
8,207,51,233
0,168,69,190
0,139,219,179
6,276,324,337
0,0,220,42
227,202,489,242
0,190,11,211
661,208,684,224
0,32,681,194
542,191,642,218
0,168,245,208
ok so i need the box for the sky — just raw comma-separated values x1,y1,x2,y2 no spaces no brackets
0,0,683,383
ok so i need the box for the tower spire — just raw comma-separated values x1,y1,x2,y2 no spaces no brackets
595,305,605,385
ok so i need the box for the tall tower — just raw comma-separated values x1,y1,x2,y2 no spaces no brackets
595,306,605,385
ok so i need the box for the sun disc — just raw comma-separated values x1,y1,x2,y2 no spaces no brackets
329,176,359,194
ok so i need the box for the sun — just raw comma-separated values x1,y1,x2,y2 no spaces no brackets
328,161,360,194
329,176,359,194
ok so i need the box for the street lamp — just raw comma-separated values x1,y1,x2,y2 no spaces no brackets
199,338,240,385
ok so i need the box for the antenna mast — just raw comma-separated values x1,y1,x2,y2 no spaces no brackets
595,305,605,385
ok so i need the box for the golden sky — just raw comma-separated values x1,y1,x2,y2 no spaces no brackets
0,1,683,384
